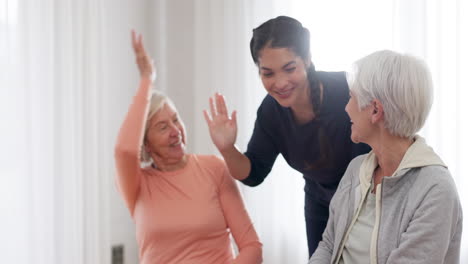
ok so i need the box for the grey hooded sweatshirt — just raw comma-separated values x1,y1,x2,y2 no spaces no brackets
309,136,463,264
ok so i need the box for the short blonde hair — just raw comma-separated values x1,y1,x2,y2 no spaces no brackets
347,50,433,138
141,90,177,163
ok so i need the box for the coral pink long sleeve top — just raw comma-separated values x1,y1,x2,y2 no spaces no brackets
114,78,262,264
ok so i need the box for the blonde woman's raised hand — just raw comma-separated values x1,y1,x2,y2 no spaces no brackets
203,93,238,153
131,30,156,81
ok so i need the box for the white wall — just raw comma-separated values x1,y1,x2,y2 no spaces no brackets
149,0,197,153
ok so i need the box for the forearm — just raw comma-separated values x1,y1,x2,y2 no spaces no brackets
220,145,251,181
115,77,152,154
233,244,263,264
309,242,333,264
218,162,262,264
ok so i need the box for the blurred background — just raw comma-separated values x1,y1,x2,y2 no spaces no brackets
1,0,467,263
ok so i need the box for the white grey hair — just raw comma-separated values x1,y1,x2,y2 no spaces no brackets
140,90,177,163
346,50,433,138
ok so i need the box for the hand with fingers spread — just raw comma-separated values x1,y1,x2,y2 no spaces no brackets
131,30,156,81
203,93,238,153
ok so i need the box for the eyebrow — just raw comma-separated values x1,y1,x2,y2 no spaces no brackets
153,121,167,128
260,61,297,71
152,113,178,127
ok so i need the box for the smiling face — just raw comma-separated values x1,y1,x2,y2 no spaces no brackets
257,47,310,108
145,103,187,166
345,91,374,144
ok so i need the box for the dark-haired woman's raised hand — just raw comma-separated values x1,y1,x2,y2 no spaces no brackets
203,93,238,153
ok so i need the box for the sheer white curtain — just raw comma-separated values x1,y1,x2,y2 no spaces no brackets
0,0,110,263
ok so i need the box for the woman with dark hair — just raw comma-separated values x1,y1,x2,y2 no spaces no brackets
204,16,370,257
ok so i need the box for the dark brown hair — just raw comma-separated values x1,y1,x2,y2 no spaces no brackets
250,16,322,115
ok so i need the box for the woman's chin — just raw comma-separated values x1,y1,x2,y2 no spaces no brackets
275,96,294,108
271,88,296,106
350,134,360,144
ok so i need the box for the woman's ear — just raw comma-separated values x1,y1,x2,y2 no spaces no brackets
371,99,384,124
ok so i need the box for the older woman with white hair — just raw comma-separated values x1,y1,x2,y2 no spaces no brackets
114,31,262,264
309,50,462,264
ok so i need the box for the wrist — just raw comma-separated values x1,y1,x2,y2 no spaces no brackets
220,144,238,157
141,74,154,82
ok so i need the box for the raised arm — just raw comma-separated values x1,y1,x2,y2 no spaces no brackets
217,162,262,264
204,94,251,180
114,30,155,215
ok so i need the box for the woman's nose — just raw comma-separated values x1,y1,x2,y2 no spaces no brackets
169,124,181,136
274,75,288,89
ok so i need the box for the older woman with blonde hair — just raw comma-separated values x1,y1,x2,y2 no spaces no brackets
114,31,262,264
309,50,462,264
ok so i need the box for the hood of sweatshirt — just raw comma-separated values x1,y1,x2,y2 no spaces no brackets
358,135,446,195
